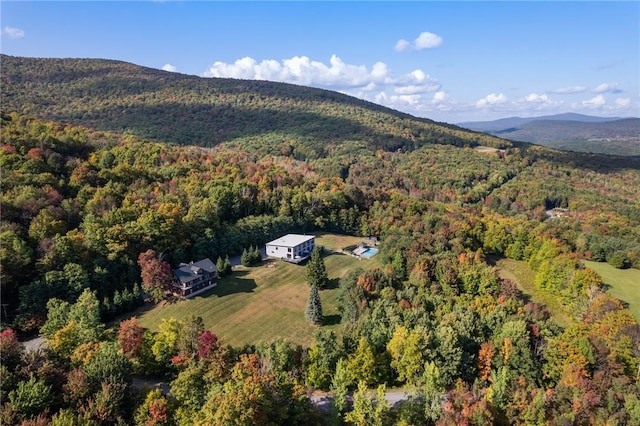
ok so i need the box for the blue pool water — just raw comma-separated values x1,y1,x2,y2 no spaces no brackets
360,248,379,258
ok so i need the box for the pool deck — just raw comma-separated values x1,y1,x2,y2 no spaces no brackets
352,246,378,259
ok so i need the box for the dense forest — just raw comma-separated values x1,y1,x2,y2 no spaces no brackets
1,55,639,425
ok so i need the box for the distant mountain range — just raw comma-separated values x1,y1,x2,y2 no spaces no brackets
459,114,640,156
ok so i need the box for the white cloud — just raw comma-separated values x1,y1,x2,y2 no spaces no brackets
394,39,411,52
161,64,177,72
582,94,606,107
394,84,440,95
551,85,586,94
593,82,620,93
201,54,635,123
415,32,443,50
395,31,443,52
2,26,25,39
203,55,440,95
476,93,507,108
615,97,630,107
524,93,551,103
432,91,448,104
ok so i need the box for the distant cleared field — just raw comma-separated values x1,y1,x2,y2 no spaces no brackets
494,258,572,327
583,261,640,322
137,234,380,347
473,145,501,154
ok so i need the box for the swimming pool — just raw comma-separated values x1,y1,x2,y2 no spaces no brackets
360,248,378,258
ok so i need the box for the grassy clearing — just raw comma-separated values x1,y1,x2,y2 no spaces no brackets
494,258,572,327
473,145,505,156
137,234,381,347
583,261,640,322
473,145,500,153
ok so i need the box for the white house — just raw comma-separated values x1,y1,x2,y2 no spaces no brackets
266,234,315,263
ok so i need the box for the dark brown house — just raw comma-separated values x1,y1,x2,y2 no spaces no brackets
172,258,217,298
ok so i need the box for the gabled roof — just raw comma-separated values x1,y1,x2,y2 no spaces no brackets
173,258,217,285
266,234,315,248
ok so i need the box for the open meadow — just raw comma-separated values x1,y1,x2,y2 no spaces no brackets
583,260,640,322
137,233,382,347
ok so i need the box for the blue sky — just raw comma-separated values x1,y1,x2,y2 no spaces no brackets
1,1,638,123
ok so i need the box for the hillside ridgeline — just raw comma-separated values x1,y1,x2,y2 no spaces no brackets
1,54,509,157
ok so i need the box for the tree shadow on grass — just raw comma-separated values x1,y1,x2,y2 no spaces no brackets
192,271,257,299
323,314,342,326
324,278,341,290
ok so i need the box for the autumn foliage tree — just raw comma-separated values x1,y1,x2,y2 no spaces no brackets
138,249,174,303
0,328,23,371
117,318,145,359
135,389,172,426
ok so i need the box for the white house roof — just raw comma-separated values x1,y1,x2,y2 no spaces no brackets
266,234,315,248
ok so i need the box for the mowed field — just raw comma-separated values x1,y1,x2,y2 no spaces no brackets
137,233,382,347
583,260,640,322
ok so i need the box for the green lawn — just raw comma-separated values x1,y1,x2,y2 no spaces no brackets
583,261,640,322
494,258,573,327
137,234,381,347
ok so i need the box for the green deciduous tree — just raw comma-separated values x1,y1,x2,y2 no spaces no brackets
8,375,53,422
68,289,103,344
196,353,313,426
344,381,390,426
387,325,426,385
152,317,183,365
41,298,71,339
171,360,207,420
306,329,342,390
331,358,351,414
347,338,377,387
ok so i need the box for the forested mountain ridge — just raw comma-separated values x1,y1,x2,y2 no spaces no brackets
1,54,509,156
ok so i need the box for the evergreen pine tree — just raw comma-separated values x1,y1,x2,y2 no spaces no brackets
122,287,133,311
223,255,232,275
250,245,262,265
306,247,328,289
101,296,112,321
241,248,251,267
216,256,225,277
113,289,123,314
101,296,110,313
132,282,143,306
305,285,323,325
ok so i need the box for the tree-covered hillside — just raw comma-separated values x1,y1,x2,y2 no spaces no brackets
1,55,640,425
1,54,508,156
